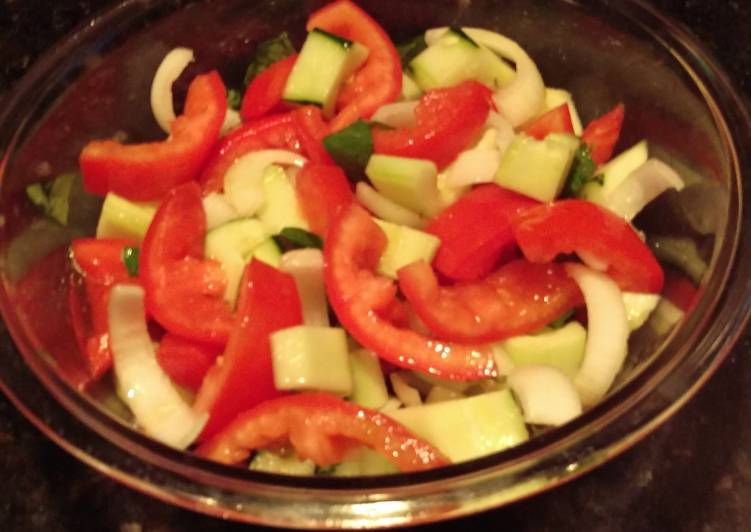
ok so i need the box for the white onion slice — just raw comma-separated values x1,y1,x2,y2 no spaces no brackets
390,372,422,407
508,365,582,426
223,149,307,216
485,111,516,155
605,158,685,220
565,263,629,407
108,285,207,449
445,148,501,188
370,101,418,129
355,182,425,228
280,249,329,327
150,47,195,133
202,192,239,230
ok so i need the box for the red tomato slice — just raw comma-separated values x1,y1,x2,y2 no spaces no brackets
512,199,664,293
425,184,538,282
324,203,496,380
156,333,221,391
295,163,353,237
240,54,297,122
69,237,139,380
372,80,493,169
523,103,574,140
398,259,582,343
141,182,234,344
582,103,625,166
80,71,226,200
194,259,302,442
199,107,330,194
196,392,449,471
306,0,401,132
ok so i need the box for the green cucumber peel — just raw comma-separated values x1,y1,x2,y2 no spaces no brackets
273,227,323,250
396,35,428,68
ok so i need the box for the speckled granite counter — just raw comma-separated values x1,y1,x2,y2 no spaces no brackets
1,1,750,530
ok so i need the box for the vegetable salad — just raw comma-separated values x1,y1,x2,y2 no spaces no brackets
21,0,697,475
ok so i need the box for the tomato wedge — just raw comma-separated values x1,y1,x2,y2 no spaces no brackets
80,71,226,200
523,103,574,140
156,333,221,392
70,237,138,380
141,182,233,344
240,54,297,122
425,184,538,282
194,259,302,442
512,199,664,293
325,203,496,380
581,103,625,166
372,80,493,169
306,0,401,132
199,107,330,194
196,392,449,471
398,259,582,343
295,163,353,237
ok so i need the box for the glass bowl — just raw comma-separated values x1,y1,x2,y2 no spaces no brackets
0,0,749,528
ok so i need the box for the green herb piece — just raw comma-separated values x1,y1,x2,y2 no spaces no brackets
273,227,323,250
121,246,140,277
396,35,428,68
564,144,603,197
243,32,296,87
226,88,242,110
323,120,373,180
25,172,77,225
548,310,574,329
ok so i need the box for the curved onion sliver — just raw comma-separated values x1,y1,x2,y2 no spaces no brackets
565,263,629,407
370,101,418,129
605,158,685,220
355,182,425,228
508,365,582,426
108,284,207,449
445,148,501,188
150,47,195,133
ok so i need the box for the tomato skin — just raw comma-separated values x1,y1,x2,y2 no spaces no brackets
512,199,664,293
295,163,353,237
156,333,221,391
196,392,449,471
199,107,330,194
324,203,496,380
80,71,226,200
69,237,139,380
425,184,538,282
398,259,582,343
523,103,574,140
582,103,625,166
141,182,234,345
372,81,493,169
240,54,297,122
194,259,303,442
306,0,401,132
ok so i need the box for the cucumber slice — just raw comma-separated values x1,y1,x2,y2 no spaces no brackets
365,154,442,217
270,325,353,396
204,218,271,306
283,28,369,118
250,450,316,476
400,72,423,101
331,447,399,477
96,193,157,242
348,349,389,410
410,28,514,91
495,133,580,201
256,165,309,233
250,238,282,268
387,389,528,462
372,218,440,279
580,140,649,204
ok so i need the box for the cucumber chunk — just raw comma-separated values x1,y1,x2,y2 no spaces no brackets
580,140,649,205
400,72,423,101
256,165,309,233
372,218,440,279
348,349,389,410
283,28,369,118
365,154,442,217
331,447,399,477
96,193,157,242
270,325,353,396
622,292,661,331
495,133,580,201
250,450,316,476
387,389,528,462
204,218,272,306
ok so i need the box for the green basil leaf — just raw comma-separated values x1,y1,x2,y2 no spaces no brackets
226,88,242,111
564,144,603,197
323,120,373,180
243,32,296,87
121,246,140,277
273,227,323,250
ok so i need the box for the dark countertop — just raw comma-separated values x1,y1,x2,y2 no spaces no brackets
1,1,750,531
